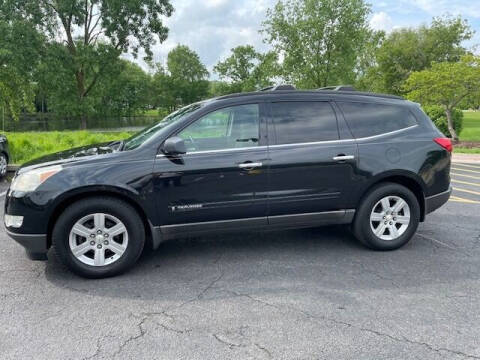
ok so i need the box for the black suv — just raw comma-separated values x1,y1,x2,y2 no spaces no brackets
4,86,452,278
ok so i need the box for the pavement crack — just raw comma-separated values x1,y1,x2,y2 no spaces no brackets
197,268,225,300
416,232,464,253
158,322,191,334
254,343,273,359
356,326,480,359
228,291,480,359
357,263,401,288
81,334,116,360
111,315,148,358
212,333,243,349
175,252,226,309
227,290,282,310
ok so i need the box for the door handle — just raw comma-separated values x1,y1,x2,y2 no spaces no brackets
333,155,355,161
238,162,263,169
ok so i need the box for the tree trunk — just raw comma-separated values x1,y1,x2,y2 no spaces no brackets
80,115,87,130
445,107,458,142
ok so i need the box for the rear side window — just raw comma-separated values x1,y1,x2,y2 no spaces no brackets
338,102,417,138
271,102,339,144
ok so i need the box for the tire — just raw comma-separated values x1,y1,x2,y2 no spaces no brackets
52,197,145,278
352,182,420,251
0,153,7,179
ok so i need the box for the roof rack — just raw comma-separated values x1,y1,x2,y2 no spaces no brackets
217,86,403,101
318,85,356,91
259,84,296,92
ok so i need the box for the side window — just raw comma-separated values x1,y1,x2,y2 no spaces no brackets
338,102,417,138
271,102,339,144
178,104,259,152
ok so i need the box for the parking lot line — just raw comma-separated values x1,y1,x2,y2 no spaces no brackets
451,172,480,180
453,186,480,196
451,167,480,174
453,163,480,169
449,195,480,204
452,179,480,188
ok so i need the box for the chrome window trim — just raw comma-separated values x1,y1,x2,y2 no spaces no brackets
156,124,418,158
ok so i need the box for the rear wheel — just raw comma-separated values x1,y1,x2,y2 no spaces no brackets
52,197,145,278
353,182,420,250
0,153,7,179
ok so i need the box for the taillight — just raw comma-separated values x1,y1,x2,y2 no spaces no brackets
434,137,453,152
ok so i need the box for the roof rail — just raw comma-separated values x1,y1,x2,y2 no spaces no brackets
259,84,296,92
318,85,356,91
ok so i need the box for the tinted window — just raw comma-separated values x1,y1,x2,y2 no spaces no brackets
338,102,417,138
178,104,259,152
271,102,339,144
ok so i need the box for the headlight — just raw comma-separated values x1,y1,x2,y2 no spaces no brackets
10,165,62,192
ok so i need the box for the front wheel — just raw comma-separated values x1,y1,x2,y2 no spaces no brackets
353,182,420,251
52,197,145,278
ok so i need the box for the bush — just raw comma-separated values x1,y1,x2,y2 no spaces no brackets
423,105,463,138
6,131,133,165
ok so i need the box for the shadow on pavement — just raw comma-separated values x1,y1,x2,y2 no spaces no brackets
42,224,473,302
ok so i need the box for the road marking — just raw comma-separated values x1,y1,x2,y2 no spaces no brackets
450,195,480,204
451,167,480,174
453,186,480,196
0,191,6,197
451,172,480,180
452,179,480,188
453,163,480,169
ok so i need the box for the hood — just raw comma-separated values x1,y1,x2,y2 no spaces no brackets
19,141,121,170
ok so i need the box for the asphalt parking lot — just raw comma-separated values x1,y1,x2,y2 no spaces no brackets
1,162,479,360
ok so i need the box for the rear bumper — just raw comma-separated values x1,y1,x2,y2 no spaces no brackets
6,229,48,260
425,186,452,215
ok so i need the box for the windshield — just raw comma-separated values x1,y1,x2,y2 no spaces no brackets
122,103,203,151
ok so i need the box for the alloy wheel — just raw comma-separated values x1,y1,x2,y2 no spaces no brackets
69,213,129,266
370,195,410,241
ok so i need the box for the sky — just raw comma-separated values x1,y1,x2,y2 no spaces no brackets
131,0,480,77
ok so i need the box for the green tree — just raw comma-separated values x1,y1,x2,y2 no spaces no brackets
214,45,279,91
404,55,480,141
152,45,209,111
366,16,473,95
0,20,44,119
262,0,372,88
96,60,152,116
4,0,173,127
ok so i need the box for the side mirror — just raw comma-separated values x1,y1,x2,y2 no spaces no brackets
163,136,187,155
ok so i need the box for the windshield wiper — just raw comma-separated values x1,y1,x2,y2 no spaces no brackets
108,140,125,151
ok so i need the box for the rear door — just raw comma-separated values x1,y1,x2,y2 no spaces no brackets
266,100,359,220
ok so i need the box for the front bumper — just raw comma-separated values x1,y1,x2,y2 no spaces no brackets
425,186,452,215
6,229,48,260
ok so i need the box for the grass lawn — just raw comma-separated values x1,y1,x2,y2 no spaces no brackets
460,111,480,142
7,131,133,165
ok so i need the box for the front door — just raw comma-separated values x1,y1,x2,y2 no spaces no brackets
267,100,358,220
153,103,269,233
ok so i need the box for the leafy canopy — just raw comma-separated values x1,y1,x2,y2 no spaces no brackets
262,0,373,88
152,45,209,111
404,55,480,140
214,45,279,92
364,15,473,95
2,0,173,126
0,19,44,119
